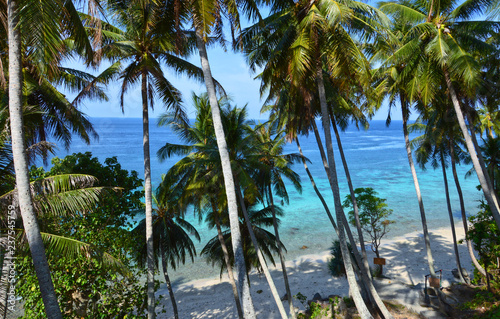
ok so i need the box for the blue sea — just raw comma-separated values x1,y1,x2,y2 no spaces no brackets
47,117,483,281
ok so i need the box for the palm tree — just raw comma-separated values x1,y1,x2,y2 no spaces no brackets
242,1,393,317
410,110,468,283
4,0,104,314
132,186,200,319
158,93,245,318
202,202,285,282
159,94,289,317
252,121,302,318
368,14,440,279
379,0,500,231
101,2,208,316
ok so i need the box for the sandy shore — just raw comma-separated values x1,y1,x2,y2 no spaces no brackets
155,226,475,318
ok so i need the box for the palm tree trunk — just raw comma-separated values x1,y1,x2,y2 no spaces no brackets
141,72,155,319
401,97,437,277
316,66,372,319
440,151,466,283
268,187,296,319
160,237,179,319
235,183,288,319
331,118,394,319
449,140,486,277
331,118,370,276
295,138,338,232
195,28,256,319
444,72,500,230
310,120,364,267
212,202,244,319
467,113,499,200
7,1,62,318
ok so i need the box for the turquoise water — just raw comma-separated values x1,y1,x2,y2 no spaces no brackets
49,117,482,281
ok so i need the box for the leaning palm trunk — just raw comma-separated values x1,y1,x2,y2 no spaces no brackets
160,238,179,319
268,188,296,319
449,141,486,276
212,202,244,319
296,138,338,232
467,113,497,199
316,67,373,319
332,118,394,319
7,1,62,318
141,73,155,319
444,72,500,230
331,118,370,275
235,184,288,319
440,152,467,283
195,28,256,319
310,120,364,267
401,98,437,277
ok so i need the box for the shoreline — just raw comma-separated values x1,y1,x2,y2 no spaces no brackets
156,225,476,318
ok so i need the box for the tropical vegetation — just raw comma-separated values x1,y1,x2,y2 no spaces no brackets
0,0,499,318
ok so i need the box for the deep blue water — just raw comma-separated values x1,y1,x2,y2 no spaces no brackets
46,117,483,280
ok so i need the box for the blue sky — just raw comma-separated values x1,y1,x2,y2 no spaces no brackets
66,45,402,121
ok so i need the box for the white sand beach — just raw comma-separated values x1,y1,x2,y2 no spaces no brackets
155,226,475,318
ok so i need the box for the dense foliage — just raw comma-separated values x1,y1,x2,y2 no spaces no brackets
16,153,148,318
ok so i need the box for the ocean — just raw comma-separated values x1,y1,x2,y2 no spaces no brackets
48,117,483,282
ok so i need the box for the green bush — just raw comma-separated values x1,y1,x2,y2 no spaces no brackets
328,240,358,277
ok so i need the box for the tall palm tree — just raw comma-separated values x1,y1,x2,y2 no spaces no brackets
4,0,103,314
132,187,200,319
159,94,289,317
242,1,392,317
410,111,468,283
379,0,500,231
158,93,245,318
252,121,302,318
101,2,208,316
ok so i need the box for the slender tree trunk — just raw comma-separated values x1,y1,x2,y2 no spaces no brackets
160,237,179,319
212,202,244,319
331,118,370,277
268,187,297,319
401,97,436,277
142,73,155,319
467,114,497,200
332,118,394,319
311,120,364,267
440,152,466,283
235,184,288,319
316,66,372,319
195,28,256,319
7,1,63,318
296,138,338,232
444,72,500,230
449,141,486,277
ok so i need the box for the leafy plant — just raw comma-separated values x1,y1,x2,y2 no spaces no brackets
328,240,358,277
343,187,394,259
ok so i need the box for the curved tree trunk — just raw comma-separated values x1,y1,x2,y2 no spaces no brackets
212,203,244,319
268,188,297,319
467,113,498,201
195,28,256,319
316,67,373,319
440,152,466,283
7,1,63,318
160,236,179,319
332,118,394,319
449,141,486,277
444,72,500,230
401,98,436,277
331,118,371,275
235,184,288,319
142,73,155,319
296,138,338,232
310,120,364,268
